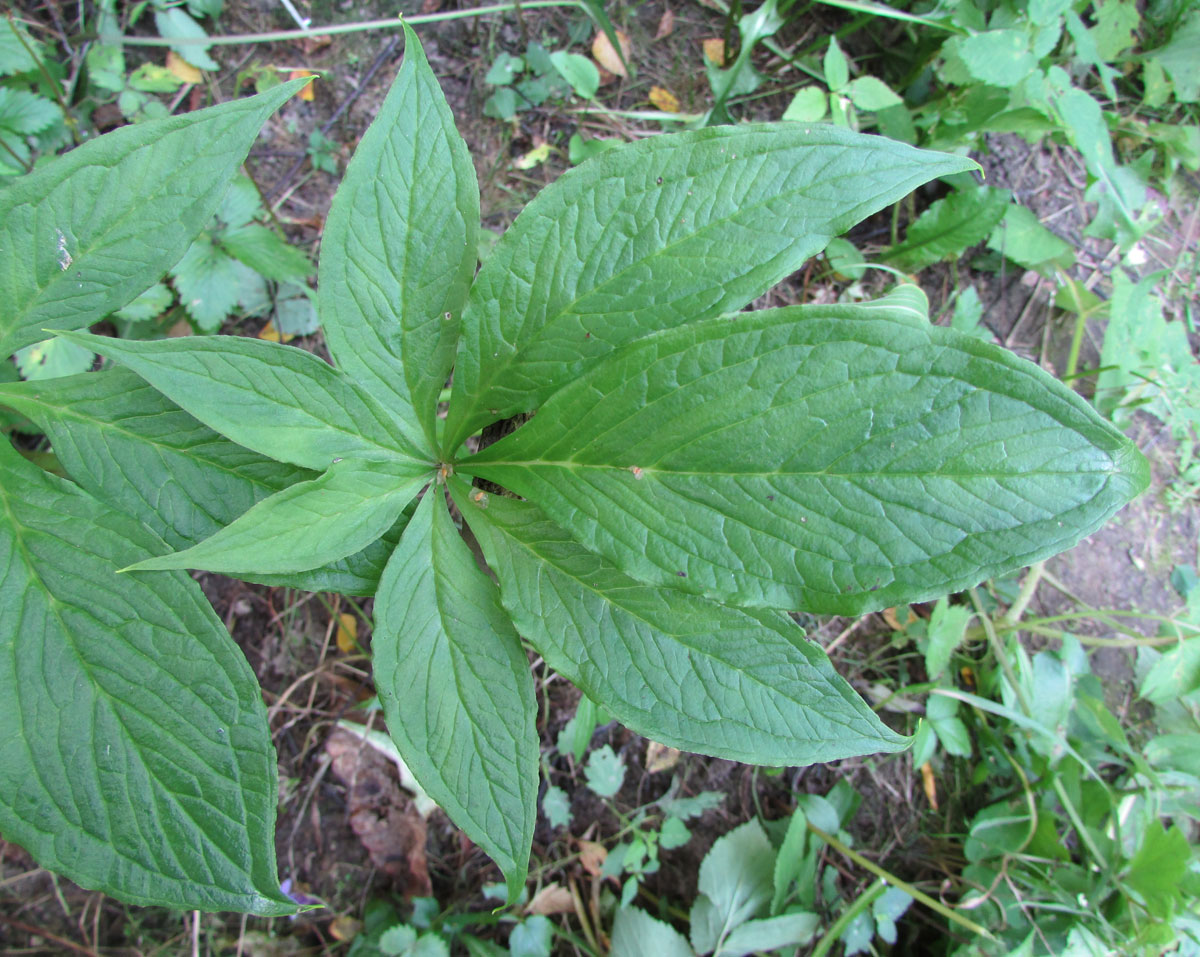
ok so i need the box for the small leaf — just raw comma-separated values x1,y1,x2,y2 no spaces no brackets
14,336,94,381
783,87,828,122
1125,822,1189,918
508,915,553,957
336,613,359,653
824,37,849,91
374,493,538,903
924,598,971,680
542,785,571,828
485,51,525,85
115,283,174,323
551,51,600,99
1140,639,1200,705
883,187,1012,272
927,695,972,757
171,233,261,330
611,908,693,957
771,807,808,914
659,816,691,850
987,203,1075,273
690,820,774,953
845,76,902,111
585,745,626,798
592,29,632,78
0,88,62,137
220,224,312,283
154,6,219,72
167,50,203,83
649,86,681,112
125,457,428,576
718,912,820,956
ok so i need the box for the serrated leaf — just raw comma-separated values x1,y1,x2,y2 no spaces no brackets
115,282,175,322
0,369,401,594
171,233,262,330
0,78,307,358
690,820,774,953
374,492,538,903
58,332,426,470
0,19,43,75
950,31,1037,88
542,784,571,828
126,457,428,576
13,335,94,380
443,127,976,449
509,916,553,957
1140,639,1200,706
611,908,693,957
0,439,292,914
467,292,1147,615
883,187,1012,272
585,744,626,798
320,25,479,453
0,88,62,137
220,224,312,283
219,174,264,229
457,488,907,762
924,598,971,679
1125,821,1189,918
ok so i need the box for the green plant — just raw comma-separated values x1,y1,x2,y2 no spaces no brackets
0,23,1148,915
482,39,598,120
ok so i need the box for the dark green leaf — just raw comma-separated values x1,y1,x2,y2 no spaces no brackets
466,290,1147,614
456,488,908,762
374,492,538,902
0,439,292,914
1125,822,1190,918
0,78,306,358
883,187,1011,272
444,128,976,449
319,25,479,451
58,332,426,470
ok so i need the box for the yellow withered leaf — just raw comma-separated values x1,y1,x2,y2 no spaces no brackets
166,51,203,83
336,613,358,653
649,86,681,113
703,38,726,65
592,29,632,78
289,70,317,101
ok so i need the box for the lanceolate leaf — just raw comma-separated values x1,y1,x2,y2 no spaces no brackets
373,492,538,901
466,293,1148,615
443,127,976,449
127,458,429,576
58,332,427,470
0,78,308,358
0,439,293,914
453,485,907,764
320,24,479,452
882,186,1011,272
0,369,398,595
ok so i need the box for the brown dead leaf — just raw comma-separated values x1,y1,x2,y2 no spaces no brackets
654,8,676,40
882,606,917,631
577,839,607,876
288,70,316,101
166,319,193,338
645,739,681,772
328,916,362,941
920,761,938,810
702,38,726,65
166,51,202,84
527,883,575,916
592,29,632,79
325,728,432,896
258,320,293,343
648,86,681,113
336,613,358,653
299,34,333,54
420,0,444,12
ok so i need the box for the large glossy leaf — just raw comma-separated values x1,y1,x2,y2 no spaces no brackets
373,492,537,901
0,78,308,358
443,127,976,449
59,332,426,470
0,439,293,914
466,290,1149,614
0,369,398,594
319,24,479,452
454,485,907,763
127,457,429,576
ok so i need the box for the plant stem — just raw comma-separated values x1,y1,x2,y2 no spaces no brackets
807,824,998,942
104,2,582,48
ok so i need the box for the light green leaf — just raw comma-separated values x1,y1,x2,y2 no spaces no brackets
0,88,62,137
1093,0,1139,60
690,820,774,953
456,488,908,762
219,174,264,229
171,233,263,330
380,925,418,954
0,78,307,357
550,51,600,99
824,36,849,91
275,284,320,336
950,31,1038,88
883,187,1012,272
924,598,971,680
771,807,808,915
845,76,903,111
154,6,219,72
1140,638,1200,706
0,439,292,914
987,203,1075,273
927,694,972,757
320,24,479,452
466,292,1148,615
58,332,426,470
585,744,626,798
374,492,538,903
509,916,553,957
14,335,94,380
220,224,312,283
126,457,427,575
115,282,174,322
1146,10,1200,103
0,19,43,75
1125,822,1190,918
542,785,571,828
718,912,820,956
660,816,691,849
0,369,401,595
444,127,976,449
871,886,912,944
611,908,693,957
782,87,828,122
